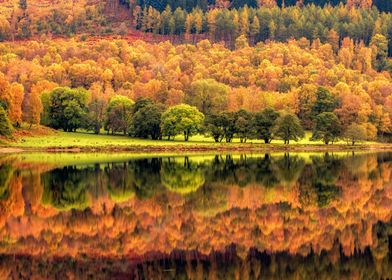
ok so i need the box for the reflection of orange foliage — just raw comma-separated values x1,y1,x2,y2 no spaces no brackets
0,156,390,261
0,174,24,229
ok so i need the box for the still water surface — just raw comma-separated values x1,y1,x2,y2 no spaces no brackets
0,152,391,279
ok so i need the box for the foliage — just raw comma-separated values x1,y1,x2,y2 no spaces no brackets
187,79,228,115
105,95,134,135
0,107,12,136
311,112,342,145
41,166,90,211
135,4,392,60
235,109,253,143
343,123,368,145
253,108,279,143
311,87,338,119
45,87,89,132
204,113,226,142
274,113,305,144
130,103,163,139
0,35,390,140
161,158,205,194
161,104,204,141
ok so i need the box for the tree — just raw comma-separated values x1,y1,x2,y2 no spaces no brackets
161,157,205,195
311,112,341,145
132,97,154,114
221,111,237,143
86,94,107,134
130,103,163,140
161,104,204,141
18,0,27,10
16,0,31,39
105,95,134,135
274,113,304,144
187,79,228,115
204,113,226,142
253,108,279,144
0,15,11,41
343,123,367,145
370,34,388,71
235,109,253,143
0,107,12,136
8,83,24,127
23,90,43,128
47,87,89,132
311,87,338,119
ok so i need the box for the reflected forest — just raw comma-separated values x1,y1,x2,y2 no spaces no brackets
0,152,392,279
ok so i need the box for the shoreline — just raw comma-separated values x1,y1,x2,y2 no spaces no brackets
2,143,392,154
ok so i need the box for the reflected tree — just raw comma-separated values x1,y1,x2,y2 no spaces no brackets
41,166,90,211
273,154,305,186
161,157,205,194
105,162,136,203
0,163,13,200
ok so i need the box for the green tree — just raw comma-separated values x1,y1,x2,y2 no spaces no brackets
41,167,90,211
311,112,342,145
274,113,304,144
343,123,367,145
130,103,163,140
105,95,134,135
311,87,338,118
204,113,226,142
161,157,205,195
86,96,107,134
221,111,237,143
253,108,280,144
187,79,228,115
370,34,389,71
161,104,204,141
235,109,253,143
132,97,153,114
0,107,12,136
47,87,89,132
0,164,13,200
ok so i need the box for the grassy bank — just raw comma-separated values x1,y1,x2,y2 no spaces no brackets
2,130,391,153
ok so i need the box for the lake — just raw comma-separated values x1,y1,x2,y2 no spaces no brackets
0,152,391,279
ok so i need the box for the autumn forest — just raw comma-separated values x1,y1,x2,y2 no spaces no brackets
0,0,392,278
0,0,390,145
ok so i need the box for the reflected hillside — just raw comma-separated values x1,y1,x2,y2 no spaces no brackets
0,152,391,278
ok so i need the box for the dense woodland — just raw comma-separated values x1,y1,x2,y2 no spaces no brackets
126,0,391,12
134,4,392,59
0,1,391,143
0,34,391,142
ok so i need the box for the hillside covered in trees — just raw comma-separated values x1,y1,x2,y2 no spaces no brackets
125,0,391,12
0,33,391,142
0,1,391,143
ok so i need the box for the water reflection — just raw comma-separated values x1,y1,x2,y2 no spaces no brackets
0,152,391,278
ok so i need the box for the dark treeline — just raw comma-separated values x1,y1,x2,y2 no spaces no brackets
125,0,391,12
2,234,392,279
134,4,392,57
3,225,392,279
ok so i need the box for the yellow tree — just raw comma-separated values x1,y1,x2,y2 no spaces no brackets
8,83,24,127
0,15,11,41
23,90,43,128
